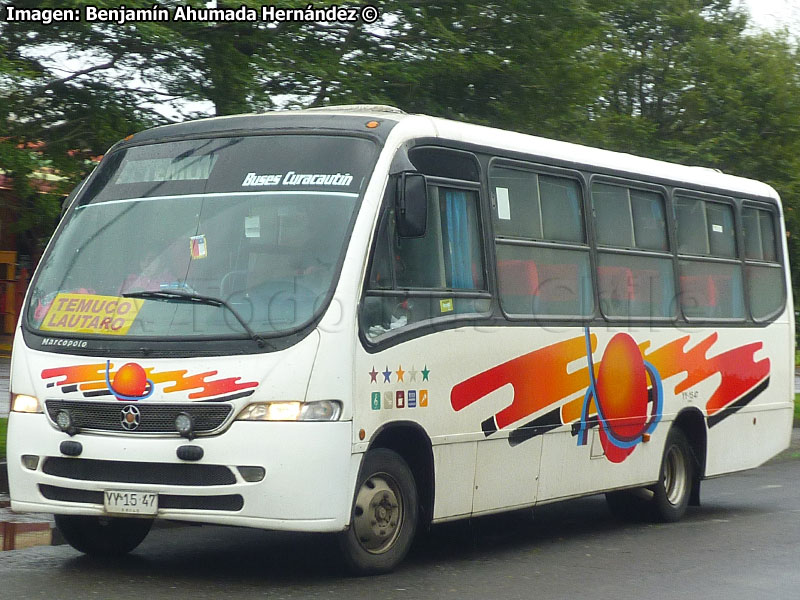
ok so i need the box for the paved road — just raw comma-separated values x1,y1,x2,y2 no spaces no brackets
0,453,798,600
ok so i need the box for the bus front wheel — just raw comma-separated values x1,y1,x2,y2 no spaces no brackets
338,448,418,575
54,514,153,556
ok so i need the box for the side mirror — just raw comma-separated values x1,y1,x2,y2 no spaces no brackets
395,172,427,238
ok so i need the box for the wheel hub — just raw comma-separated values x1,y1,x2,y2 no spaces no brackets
663,444,688,506
352,474,403,554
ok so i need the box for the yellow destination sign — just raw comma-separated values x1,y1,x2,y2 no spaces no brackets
40,293,144,336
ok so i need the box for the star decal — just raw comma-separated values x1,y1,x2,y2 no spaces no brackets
369,367,378,384
421,365,430,381
396,365,405,382
382,366,392,383
408,366,419,382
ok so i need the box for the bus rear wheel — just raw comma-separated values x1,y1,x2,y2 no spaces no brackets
54,514,153,556
606,428,695,523
651,428,694,522
338,448,418,575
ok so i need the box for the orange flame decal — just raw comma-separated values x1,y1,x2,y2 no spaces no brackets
451,335,595,430
640,333,769,417
42,364,107,387
42,362,258,400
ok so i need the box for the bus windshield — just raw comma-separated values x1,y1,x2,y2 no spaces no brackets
26,134,377,340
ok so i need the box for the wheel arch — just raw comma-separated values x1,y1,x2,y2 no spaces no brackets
367,421,434,529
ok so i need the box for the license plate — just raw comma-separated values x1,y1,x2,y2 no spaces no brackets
104,490,158,515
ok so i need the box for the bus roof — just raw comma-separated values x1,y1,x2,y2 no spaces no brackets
123,106,779,201
415,115,778,201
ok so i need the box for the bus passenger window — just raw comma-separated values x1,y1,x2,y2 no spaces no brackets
539,176,584,243
490,166,591,319
743,207,784,320
594,184,633,248
592,182,673,319
491,167,541,239
676,196,744,320
676,197,736,258
743,207,778,262
630,189,668,251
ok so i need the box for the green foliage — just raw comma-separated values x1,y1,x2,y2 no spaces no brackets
795,394,800,427
0,0,166,255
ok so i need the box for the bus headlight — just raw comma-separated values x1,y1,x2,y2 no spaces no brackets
11,394,42,413
236,400,342,422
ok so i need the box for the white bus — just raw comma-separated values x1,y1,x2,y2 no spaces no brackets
8,106,794,573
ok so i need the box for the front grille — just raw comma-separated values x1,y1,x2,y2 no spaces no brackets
40,485,244,512
42,457,236,486
159,495,244,511
41,485,102,505
44,400,233,435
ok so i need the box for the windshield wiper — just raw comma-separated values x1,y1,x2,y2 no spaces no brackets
122,289,269,348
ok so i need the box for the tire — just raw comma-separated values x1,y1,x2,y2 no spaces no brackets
54,514,153,556
338,448,418,575
651,428,694,522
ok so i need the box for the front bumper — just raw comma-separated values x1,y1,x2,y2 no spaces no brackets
8,413,360,533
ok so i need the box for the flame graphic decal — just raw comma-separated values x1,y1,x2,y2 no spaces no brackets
640,333,769,422
451,332,770,462
42,362,258,401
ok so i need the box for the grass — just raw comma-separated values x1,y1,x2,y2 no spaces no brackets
0,417,6,461
795,394,800,427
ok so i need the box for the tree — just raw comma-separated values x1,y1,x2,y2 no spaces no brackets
318,1,610,138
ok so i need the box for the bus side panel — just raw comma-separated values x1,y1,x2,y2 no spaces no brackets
472,435,543,515
356,327,548,522
357,318,792,519
536,426,663,502
705,408,792,477
431,441,476,520
703,320,793,476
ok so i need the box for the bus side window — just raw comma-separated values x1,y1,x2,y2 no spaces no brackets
363,184,489,339
675,196,744,320
743,206,784,320
491,165,592,318
592,182,674,320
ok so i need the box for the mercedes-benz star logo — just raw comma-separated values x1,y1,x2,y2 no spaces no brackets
120,405,141,431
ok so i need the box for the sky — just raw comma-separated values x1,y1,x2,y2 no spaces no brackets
738,0,800,33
